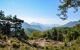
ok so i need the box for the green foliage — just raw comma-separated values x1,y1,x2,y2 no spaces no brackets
0,10,28,41
29,24,80,50
58,0,80,19
30,24,80,43
0,10,80,50
30,31,45,39
12,42,20,48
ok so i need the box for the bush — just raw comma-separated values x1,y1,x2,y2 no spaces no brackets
12,42,20,48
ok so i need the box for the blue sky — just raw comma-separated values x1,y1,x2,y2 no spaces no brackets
0,0,80,25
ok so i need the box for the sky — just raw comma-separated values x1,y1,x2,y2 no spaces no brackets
0,0,80,25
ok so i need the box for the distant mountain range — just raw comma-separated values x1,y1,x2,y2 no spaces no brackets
22,21,80,33
22,22,60,32
62,21,80,27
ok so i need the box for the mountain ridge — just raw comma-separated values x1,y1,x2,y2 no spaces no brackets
62,21,80,27
22,22,60,31
22,21,80,33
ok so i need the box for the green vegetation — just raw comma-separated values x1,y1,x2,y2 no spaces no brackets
58,0,80,20
29,24,80,50
31,24,80,42
0,10,80,50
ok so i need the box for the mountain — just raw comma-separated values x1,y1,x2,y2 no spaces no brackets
22,22,39,35
62,21,80,27
30,22,50,31
22,22,42,31
22,22,31,28
30,22,43,31
22,21,80,33
30,22,61,31
22,22,60,32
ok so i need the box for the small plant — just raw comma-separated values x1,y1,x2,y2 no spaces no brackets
12,42,20,48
